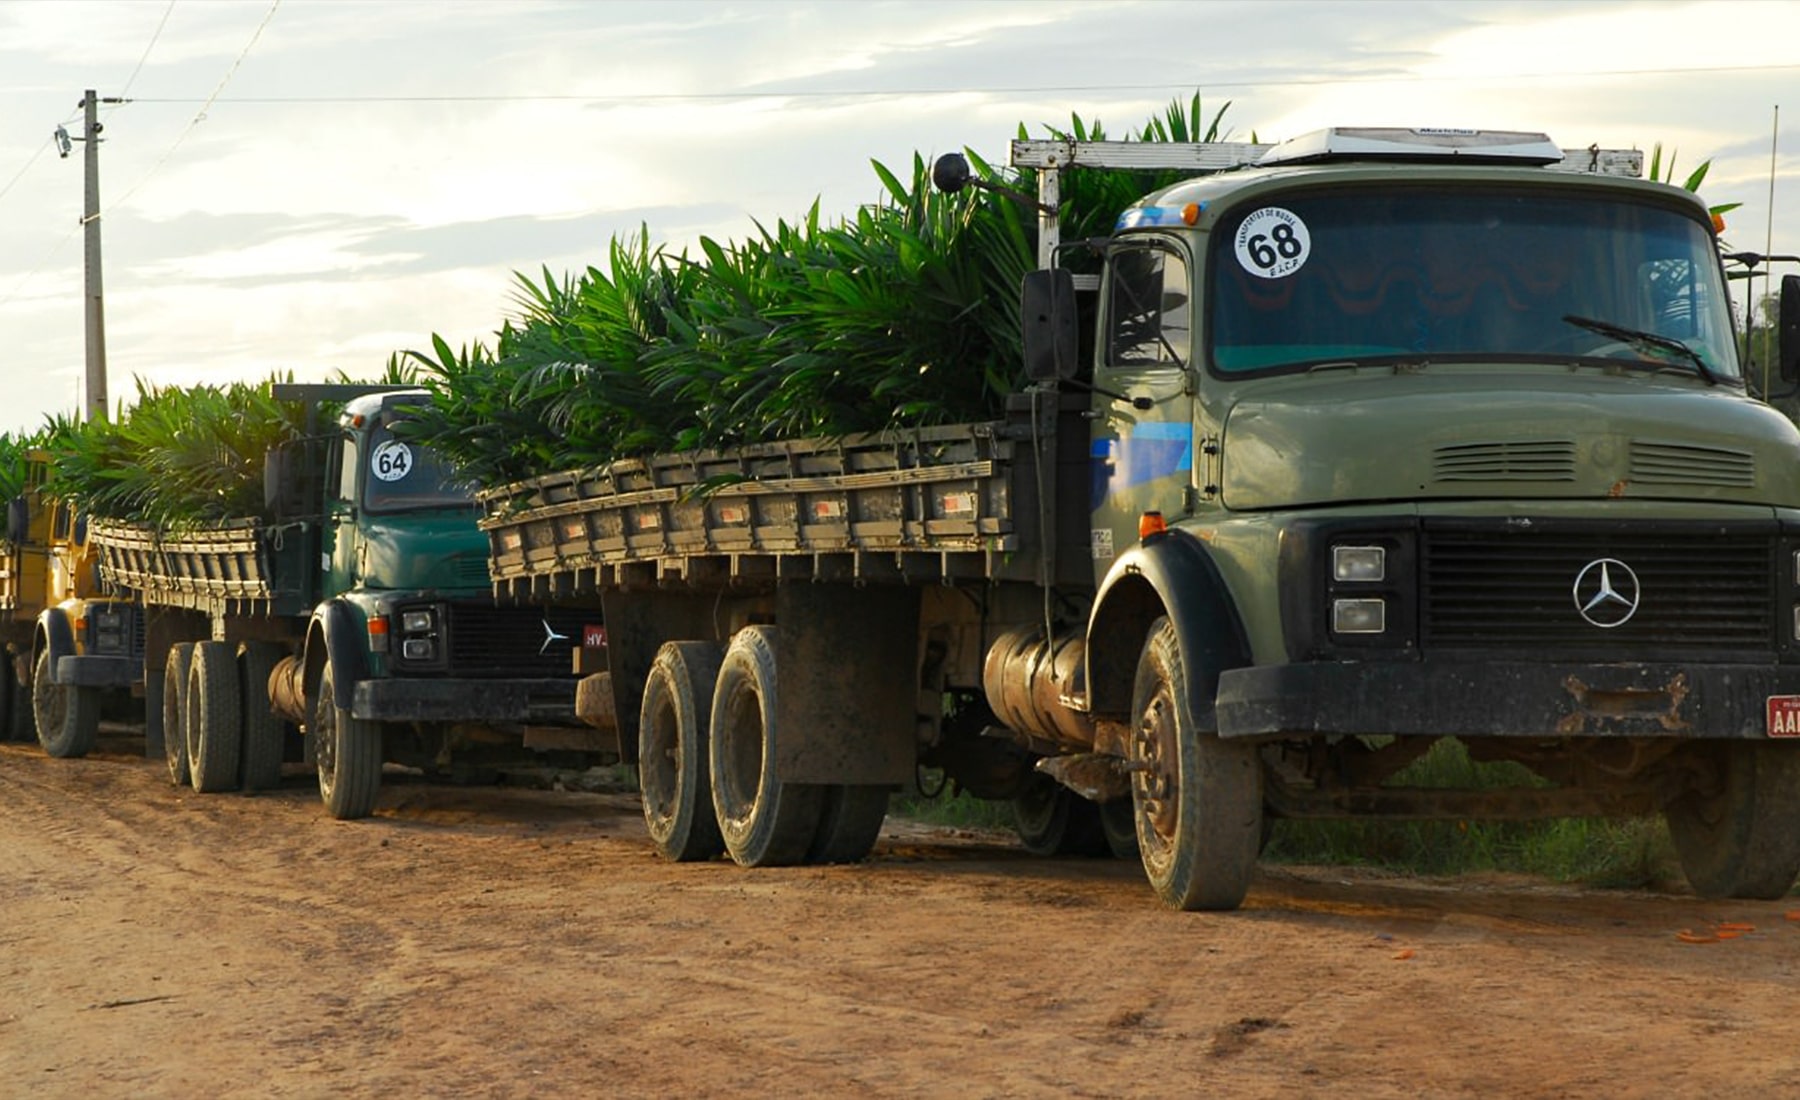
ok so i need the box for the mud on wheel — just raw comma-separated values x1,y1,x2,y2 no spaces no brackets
639,641,726,862
32,646,99,759
709,626,822,867
186,641,243,793
313,663,382,820
1664,740,1800,900
162,643,194,786
1128,617,1262,911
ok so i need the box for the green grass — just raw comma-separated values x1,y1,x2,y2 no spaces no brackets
1262,738,1682,888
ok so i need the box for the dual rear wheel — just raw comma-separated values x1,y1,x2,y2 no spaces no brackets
637,626,888,869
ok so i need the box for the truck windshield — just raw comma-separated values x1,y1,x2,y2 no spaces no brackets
1208,186,1738,381
361,425,475,513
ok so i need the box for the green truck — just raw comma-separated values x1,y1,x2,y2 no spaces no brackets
481,127,1800,910
90,384,597,819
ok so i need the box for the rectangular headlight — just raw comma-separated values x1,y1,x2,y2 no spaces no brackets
401,610,435,633
401,639,435,660
1332,545,1386,583
1333,598,1387,634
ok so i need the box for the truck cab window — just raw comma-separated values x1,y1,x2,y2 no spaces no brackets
1106,245,1190,368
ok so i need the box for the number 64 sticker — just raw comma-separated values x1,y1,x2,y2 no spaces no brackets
371,439,414,482
1234,207,1311,279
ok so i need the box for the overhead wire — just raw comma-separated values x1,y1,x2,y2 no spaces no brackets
0,0,276,311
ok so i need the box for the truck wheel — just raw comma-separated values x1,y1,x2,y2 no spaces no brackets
1011,772,1106,856
238,642,286,791
806,785,889,865
143,666,165,761
163,643,194,786
1128,617,1262,911
1099,797,1140,860
32,647,99,758
313,664,381,820
639,641,726,862
185,641,243,793
709,626,822,867
0,655,22,743
1665,742,1800,900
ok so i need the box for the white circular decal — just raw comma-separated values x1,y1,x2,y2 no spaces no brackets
370,439,415,483
1234,207,1311,279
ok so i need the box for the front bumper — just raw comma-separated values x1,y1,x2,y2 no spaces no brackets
1216,660,1800,741
351,677,577,724
54,655,138,689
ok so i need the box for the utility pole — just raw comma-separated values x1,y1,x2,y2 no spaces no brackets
80,90,109,422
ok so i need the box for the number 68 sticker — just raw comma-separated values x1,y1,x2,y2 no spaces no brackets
1234,207,1311,279
371,439,414,482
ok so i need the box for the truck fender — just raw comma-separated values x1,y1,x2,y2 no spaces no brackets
1084,529,1249,730
34,607,76,685
307,599,369,712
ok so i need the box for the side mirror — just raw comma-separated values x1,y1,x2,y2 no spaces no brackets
1020,269,1079,382
1780,274,1800,384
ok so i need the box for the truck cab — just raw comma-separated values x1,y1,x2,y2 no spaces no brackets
1,452,143,756
1008,128,1800,908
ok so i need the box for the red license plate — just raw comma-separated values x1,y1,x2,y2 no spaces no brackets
1768,696,1800,737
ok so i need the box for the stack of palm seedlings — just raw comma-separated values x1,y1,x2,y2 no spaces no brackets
396,96,1239,487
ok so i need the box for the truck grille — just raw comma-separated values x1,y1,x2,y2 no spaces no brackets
442,604,592,678
1421,523,1776,656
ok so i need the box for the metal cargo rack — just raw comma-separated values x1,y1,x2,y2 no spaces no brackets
479,420,1054,600
90,518,277,616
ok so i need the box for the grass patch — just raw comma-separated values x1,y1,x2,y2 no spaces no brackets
1264,738,1682,889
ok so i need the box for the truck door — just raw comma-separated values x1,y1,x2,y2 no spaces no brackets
1088,238,1197,579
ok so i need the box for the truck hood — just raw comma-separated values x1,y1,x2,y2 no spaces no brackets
1221,371,1800,511
357,509,492,593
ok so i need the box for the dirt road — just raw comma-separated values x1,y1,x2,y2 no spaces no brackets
4,738,1800,1098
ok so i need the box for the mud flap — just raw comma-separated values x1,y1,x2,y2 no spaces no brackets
774,582,918,785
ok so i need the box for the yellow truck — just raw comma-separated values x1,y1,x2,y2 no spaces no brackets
0,452,144,756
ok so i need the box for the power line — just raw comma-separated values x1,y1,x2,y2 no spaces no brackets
103,0,280,219
118,61,1800,106
118,0,178,100
0,0,279,312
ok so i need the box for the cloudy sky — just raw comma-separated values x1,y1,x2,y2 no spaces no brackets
1,0,1796,434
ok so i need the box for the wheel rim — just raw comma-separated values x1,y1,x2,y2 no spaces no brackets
716,681,762,824
642,690,680,826
315,693,338,788
33,652,65,737
1132,683,1181,871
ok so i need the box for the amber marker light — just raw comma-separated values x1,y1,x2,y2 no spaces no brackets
1139,511,1167,540
1712,212,1727,234
367,615,390,652
1182,203,1201,225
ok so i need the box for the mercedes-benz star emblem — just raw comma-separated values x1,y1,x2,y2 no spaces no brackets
1572,558,1641,629
539,620,571,655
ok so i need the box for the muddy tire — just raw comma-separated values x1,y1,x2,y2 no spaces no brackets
638,641,725,862
0,653,23,743
1011,772,1107,856
32,647,99,759
1128,617,1262,911
313,663,381,820
1099,797,1140,861
143,666,165,761
163,643,194,786
1666,742,1800,900
186,641,242,793
709,626,822,867
238,642,286,792
806,785,889,865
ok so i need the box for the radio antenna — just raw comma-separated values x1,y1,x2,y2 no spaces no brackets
1765,104,1779,397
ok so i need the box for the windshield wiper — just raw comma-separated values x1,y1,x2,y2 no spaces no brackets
1560,314,1720,387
